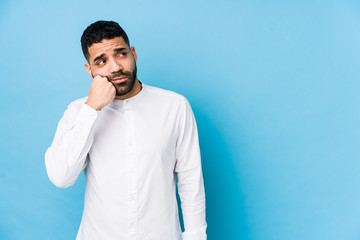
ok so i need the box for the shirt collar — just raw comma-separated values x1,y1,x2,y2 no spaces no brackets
109,82,147,107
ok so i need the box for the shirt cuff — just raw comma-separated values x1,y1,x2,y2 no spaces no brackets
74,103,98,126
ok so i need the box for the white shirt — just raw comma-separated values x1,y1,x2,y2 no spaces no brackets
45,84,207,240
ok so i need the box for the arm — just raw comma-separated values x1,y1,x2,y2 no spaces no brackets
175,97,207,240
45,102,98,188
45,75,115,188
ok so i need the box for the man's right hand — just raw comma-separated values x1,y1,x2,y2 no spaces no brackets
85,75,116,111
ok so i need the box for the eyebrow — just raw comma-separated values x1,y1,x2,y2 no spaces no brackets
92,48,128,63
113,47,127,53
93,53,105,63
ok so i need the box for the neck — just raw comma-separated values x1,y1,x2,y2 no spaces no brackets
115,79,142,100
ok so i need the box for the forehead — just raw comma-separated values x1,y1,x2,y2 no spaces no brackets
88,37,129,60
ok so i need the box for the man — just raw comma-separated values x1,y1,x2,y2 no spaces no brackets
45,20,207,240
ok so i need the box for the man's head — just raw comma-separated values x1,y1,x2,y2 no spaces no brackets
81,20,138,98
81,21,130,61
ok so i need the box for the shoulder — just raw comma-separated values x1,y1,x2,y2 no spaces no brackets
144,84,189,105
143,85,194,120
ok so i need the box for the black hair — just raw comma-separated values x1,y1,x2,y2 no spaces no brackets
81,20,130,61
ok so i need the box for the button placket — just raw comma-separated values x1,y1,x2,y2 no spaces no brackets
124,102,138,240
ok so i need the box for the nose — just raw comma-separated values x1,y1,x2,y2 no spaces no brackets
109,57,122,73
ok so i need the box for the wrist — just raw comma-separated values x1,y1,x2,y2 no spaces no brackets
85,100,102,111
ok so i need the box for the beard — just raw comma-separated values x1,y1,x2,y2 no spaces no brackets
107,65,137,96
92,64,137,97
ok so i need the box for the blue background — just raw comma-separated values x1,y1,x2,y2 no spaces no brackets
1,0,360,239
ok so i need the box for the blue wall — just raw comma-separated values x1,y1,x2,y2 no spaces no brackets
1,0,360,239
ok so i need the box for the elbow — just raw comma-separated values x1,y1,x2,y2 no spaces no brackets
45,151,75,189
46,166,75,188
49,175,75,188
46,164,76,188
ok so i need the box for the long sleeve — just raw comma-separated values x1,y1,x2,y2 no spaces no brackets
175,97,207,240
45,101,98,188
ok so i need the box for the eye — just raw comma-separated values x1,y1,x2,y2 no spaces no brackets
97,59,106,65
117,52,126,57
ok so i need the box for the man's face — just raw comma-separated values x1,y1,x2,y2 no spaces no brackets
85,37,138,97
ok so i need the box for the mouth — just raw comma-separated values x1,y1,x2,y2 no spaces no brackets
111,77,127,83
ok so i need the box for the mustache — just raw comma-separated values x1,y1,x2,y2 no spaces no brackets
107,70,132,82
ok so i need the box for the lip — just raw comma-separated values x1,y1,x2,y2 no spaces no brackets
111,77,127,83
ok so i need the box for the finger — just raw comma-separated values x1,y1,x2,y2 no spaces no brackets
93,74,108,81
110,81,116,89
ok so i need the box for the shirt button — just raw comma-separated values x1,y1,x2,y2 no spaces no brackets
128,141,133,146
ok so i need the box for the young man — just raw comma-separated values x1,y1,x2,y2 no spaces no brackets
45,20,207,240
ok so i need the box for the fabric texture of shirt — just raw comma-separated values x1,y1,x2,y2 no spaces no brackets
45,83,207,240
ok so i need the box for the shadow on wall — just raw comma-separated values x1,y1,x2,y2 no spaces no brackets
194,108,250,240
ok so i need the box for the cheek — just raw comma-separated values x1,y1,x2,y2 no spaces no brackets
91,67,109,77
127,60,136,72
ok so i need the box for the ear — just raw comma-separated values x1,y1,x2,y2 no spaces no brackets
84,62,93,78
130,46,138,63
